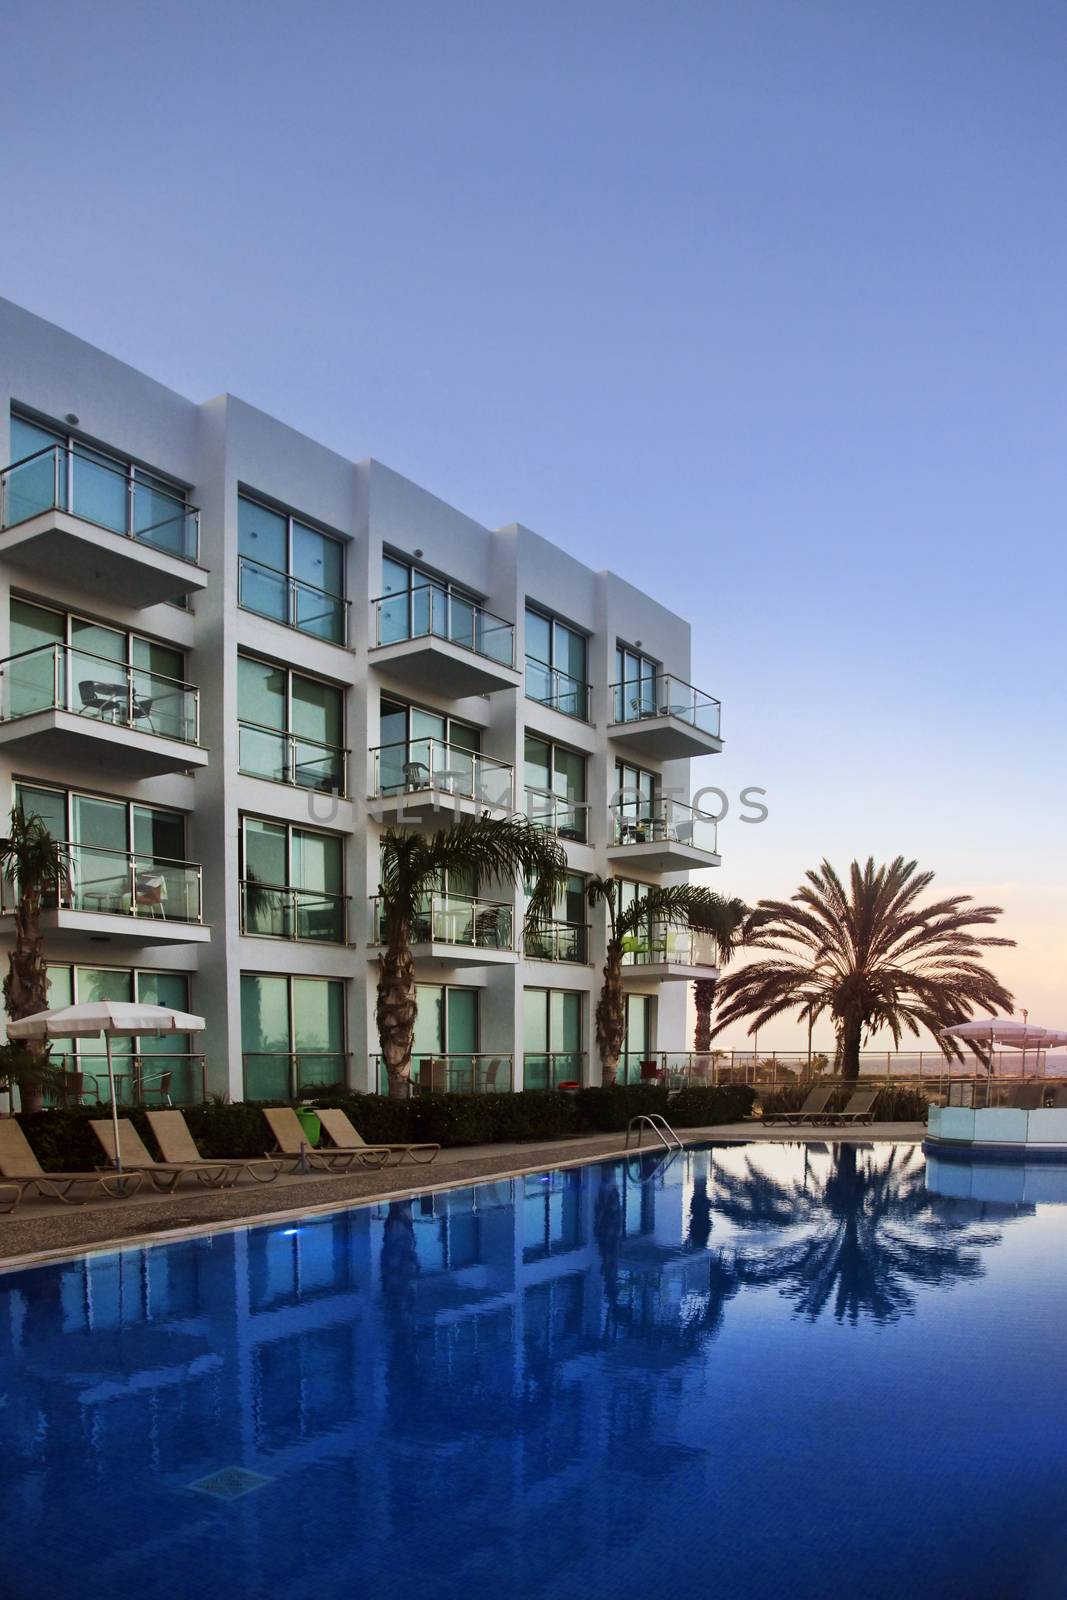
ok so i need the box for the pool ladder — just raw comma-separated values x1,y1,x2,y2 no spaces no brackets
625,1113,683,1154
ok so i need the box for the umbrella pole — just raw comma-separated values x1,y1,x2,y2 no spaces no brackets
106,1033,122,1172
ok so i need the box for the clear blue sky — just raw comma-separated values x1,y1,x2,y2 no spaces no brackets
4,0,1065,1043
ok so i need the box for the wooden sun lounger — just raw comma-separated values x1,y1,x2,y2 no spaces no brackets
316,1107,440,1166
146,1111,282,1185
827,1088,880,1125
763,1083,836,1126
91,1119,234,1191
0,1119,145,1206
262,1107,391,1172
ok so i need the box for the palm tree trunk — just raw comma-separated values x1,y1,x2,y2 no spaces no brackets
693,977,717,1052
595,943,626,1087
840,1015,863,1082
4,883,49,1114
376,934,418,1100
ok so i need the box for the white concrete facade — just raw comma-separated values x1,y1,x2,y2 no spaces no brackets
0,296,725,1102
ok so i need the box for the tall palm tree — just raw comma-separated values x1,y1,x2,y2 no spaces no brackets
691,896,748,1050
711,857,1014,1081
585,876,749,1086
376,815,566,1098
0,809,67,1114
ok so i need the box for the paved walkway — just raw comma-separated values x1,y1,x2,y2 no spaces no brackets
0,1120,924,1269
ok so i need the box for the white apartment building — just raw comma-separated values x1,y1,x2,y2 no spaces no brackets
0,297,725,1105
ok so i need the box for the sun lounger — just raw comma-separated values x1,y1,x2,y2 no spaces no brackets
828,1088,880,1125
1006,1083,1044,1111
91,1119,233,1191
262,1107,391,1172
0,1119,145,1205
763,1083,836,1126
316,1106,440,1166
146,1110,282,1185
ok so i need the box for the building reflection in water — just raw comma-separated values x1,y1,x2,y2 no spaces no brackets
0,1141,1054,1600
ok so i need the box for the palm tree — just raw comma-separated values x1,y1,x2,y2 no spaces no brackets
585,876,750,1086
0,809,67,1114
691,896,748,1051
711,857,1014,1081
376,815,566,1098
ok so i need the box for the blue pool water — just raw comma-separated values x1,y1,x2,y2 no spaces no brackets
2,1141,1066,1600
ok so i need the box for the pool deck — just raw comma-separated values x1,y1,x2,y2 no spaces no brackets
0,1120,924,1270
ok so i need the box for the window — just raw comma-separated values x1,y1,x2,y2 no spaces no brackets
523,990,583,1089
524,734,587,840
375,695,495,798
6,413,196,562
390,984,496,1093
622,994,655,1084
237,653,346,794
375,553,514,666
45,964,199,1101
237,494,346,644
13,784,199,922
525,607,590,721
5,598,195,741
241,974,346,1100
525,871,587,962
614,759,657,841
613,643,660,721
240,817,346,942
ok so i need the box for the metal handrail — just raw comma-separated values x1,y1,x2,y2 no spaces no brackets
0,442,201,562
524,655,593,721
239,880,349,942
611,793,718,853
238,553,349,643
371,891,515,950
625,1113,683,1153
370,738,514,808
372,581,516,667
524,786,589,841
523,920,589,962
373,1053,514,1096
242,1052,352,1101
609,672,721,737
1,843,203,923
49,1052,208,1106
237,718,349,795
0,641,201,744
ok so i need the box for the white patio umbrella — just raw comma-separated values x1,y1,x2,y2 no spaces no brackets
941,1018,1067,1074
6,1001,206,1170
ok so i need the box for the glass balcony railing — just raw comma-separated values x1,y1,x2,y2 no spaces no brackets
524,921,589,963
620,924,719,967
610,673,721,738
524,657,592,721
525,787,588,842
2,843,203,923
0,643,200,744
611,796,718,854
373,583,515,668
374,1054,513,1095
238,555,349,645
47,1052,208,1106
240,881,348,943
372,891,514,951
523,1052,585,1090
243,1052,350,1102
371,738,514,809
238,720,348,795
0,444,200,562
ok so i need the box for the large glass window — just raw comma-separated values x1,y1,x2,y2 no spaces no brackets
238,494,346,644
614,759,657,841
401,984,489,1093
613,644,659,721
525,734,587,840
241,816,346,942
44,965,196,1103
241,974,346,1100
237,654,346,794
375,554,513,665
375,695,485,796
523,989,583,1089
525,871,587,962
525,607,590,720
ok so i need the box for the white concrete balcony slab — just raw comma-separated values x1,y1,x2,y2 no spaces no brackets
370,584,520,697
370,892,517,968
0,644,206,778
608,673,723,760
607,798,720,872
0,446,205,608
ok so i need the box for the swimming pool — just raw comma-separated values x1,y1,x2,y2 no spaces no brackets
2,1141,1065,1600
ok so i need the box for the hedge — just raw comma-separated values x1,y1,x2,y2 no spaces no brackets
14,1083,757,1171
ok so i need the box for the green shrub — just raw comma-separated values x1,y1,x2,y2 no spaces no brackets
756,1083,930,1122
575,1084,756,1132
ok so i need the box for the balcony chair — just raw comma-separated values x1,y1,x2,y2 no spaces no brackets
139,1070,174,1107
132,872,167,918
402,759,431,791
474,906,507,947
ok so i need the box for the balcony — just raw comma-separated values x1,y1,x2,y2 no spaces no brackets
238,555,349,646
0,445,205,606
621,924,719,981
374,1053,513,1096
238,721,348,795
240,881,349,944
370,738,514,821
0,643,206,778
524,921,589,963
243,1052,351,1101
607,797,720,872
525,788,588,844
523,1051,586,1090
370,583,520,697
1,844,209,947
525,658,592,722
371,891,516,967
48,1052,207,1106
608,673,723,760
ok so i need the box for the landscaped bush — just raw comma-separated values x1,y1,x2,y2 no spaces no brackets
312,1090,581,1148
574,1083,756,1132
756,1083,930,1122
